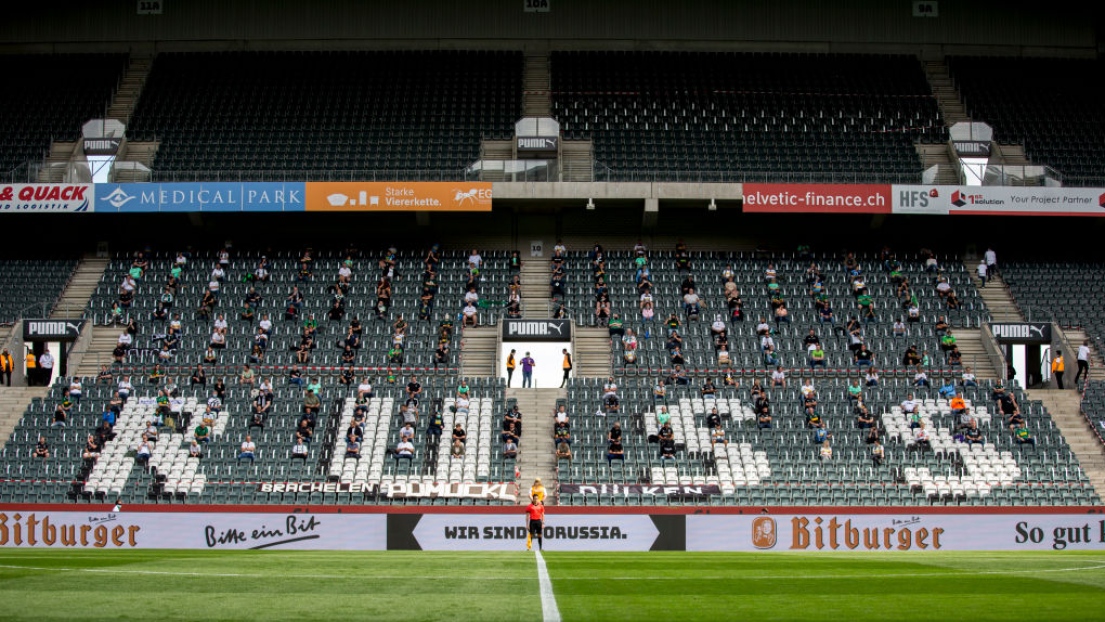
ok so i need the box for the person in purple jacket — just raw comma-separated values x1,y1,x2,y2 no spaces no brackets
521,352,536,388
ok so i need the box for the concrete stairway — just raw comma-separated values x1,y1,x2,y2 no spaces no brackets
914,142,960,184
0,387,49,451
509,387,563,504
520,259,550,319
964,260,1022,322
947,328,999,381
574,326,611,378
51,257,109,320
523,53,551,118
560,140,594,182
73,326,125,378
459,326,498,378
922,59,969,126
1061,328,1105,383
1028,388,1105,500
36,141,79,182
106,53,155,123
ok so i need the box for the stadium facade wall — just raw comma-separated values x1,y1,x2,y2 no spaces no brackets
1,505,1103,552
0,0,1096,55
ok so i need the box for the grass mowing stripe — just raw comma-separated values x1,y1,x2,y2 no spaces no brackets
535,550,562,622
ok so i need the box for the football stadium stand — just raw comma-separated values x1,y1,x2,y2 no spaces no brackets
947,56,1105,186
0,54,128,179
126,51,523,181
551,52,947,182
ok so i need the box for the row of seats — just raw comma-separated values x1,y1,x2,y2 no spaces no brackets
127,51,522,179
551,51,946,182
555,375,1099,506
948,56,1105,186
0,259,78,323
0,54,127,175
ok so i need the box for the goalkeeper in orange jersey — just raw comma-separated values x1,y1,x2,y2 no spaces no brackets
525,495,545,551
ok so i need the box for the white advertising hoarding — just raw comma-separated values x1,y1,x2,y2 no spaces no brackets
0,510,386,550
893,185,1105,216
687,513,1105,552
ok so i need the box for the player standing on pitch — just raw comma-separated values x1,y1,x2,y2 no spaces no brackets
526,495,545,551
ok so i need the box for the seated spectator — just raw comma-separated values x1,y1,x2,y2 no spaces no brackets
902,344,921,367
940,329,958,352
962,366,978,387
189,439,203,458
771,366,786,388
710,424,727,450
659,436,677,462
855,402,875,429
914,423,932,451
82,434,101,461
847,378,863,401
303,389,322,418
701,378,717,400
763,344,779,367
683,288,701,319
717,345,731,367
295,418,314,444
426,410,445,440
462,302,478,327
964,421,984,446
238,435,256,463
395,438,415,461
809,344,826,368
1013,424,1036,447
145,420,159,443
606,438,624,464
556,441,572,461
33,436,49,459
444,435,463,458
290,438,308,460
344,439,362,460
452,424,467,446
194,418,212,445
503,439,519,459
819,440,833,461
854,344,874,367
865,368,880,387
892,318,907,338
757,404,773,429
949,391,967,414
947,345,963,366
52,401,70,427
871,440,885,466
800,378,817,401
608,313,625,337
914,367,929,387
649,406,669,429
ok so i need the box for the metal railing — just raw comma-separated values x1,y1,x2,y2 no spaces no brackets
149,168,470,183
591,166,922,184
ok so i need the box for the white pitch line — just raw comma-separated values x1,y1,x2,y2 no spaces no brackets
1,561,1104,583
534,550,562,622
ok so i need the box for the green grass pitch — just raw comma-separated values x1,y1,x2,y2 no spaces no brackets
0,550,1103,621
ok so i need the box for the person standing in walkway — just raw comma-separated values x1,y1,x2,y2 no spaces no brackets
1075,340,1091,386
506,349,516,387
24,349,36,387
0,348,13,387
1052,350,1065,389
38,349,54,387
521,352,535,388
560,348,573,388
